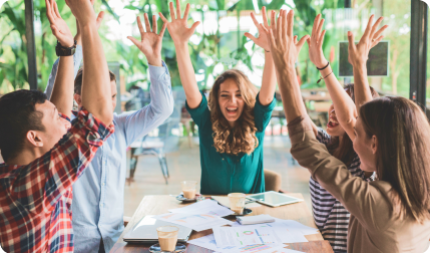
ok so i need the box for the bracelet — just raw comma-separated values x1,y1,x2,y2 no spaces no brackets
317,61,330,71
317,71,333,84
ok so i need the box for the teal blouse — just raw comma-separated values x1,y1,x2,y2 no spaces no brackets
186,92,276,195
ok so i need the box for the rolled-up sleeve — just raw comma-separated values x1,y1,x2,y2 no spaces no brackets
45,45,83,99
287,116,392,231
117,61,174,147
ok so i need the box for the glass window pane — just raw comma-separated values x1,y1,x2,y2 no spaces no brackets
298,0,411,98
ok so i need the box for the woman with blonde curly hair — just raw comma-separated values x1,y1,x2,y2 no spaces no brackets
160,1,277,194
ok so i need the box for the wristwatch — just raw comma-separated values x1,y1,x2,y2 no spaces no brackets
56,40,77,57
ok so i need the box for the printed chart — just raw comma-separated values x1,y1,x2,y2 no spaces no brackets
212,226,283,247
188,234,285,253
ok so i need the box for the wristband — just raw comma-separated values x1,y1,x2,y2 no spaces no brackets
316,61,330,71
56,40,77,57
317,71,333,84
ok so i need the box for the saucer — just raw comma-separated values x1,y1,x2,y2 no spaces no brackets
176,193,204,202
229,208,252,216
149,243,186,253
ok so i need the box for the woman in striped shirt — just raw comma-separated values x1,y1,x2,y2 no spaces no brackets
305,15,380,252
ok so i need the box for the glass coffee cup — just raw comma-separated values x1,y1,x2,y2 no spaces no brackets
228,193,246,215
156,226,179,252
181,181,197,199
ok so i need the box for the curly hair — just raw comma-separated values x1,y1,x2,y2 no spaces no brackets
208,69,259,155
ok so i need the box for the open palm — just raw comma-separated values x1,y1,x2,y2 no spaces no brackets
245,7,273,51
159,0,200,44
348,15,388,67
128,13,166,66
268,10,309,67
46,0,74,47
307,14,328,68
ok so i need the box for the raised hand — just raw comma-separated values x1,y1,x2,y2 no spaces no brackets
245,7,274,51
65,0,96,27
75,12,104,45
159,0,200,45
266,10,309,68
127,14,167,67
348,15,388,67
307,14,328,69
45,0,74,47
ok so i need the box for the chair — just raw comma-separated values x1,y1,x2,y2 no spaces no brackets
264,169,283,192
127,97,183,185
128,115,180,185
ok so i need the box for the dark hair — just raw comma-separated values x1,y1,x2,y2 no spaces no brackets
360,96,430,223
74,68,116,95
327,84,379,165
0,90,47,162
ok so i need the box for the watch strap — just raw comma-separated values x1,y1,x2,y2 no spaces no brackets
56,40,77,57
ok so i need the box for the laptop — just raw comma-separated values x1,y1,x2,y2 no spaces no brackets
123,215,192,243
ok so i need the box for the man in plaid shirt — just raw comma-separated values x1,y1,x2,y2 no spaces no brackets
0,0,114,252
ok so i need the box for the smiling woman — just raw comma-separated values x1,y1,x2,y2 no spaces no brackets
163,0,277,195
209,70,259,155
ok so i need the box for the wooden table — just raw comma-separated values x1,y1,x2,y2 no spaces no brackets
111,194,333,253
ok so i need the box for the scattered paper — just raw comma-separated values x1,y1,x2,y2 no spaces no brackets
217,246,305,253
217,244,303,253
189,234,286,253
169,199,234,217
273,218,319,236
229,218,318,243
212,225,283,247
155,213,232,232
231,218,318,236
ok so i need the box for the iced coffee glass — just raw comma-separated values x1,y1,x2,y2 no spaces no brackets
156,226,179,252
182,181,197,199
228,193,246,215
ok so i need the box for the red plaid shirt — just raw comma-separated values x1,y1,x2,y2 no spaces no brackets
0,109,114,253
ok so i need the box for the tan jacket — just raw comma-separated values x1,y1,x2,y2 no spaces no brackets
288,116,430,253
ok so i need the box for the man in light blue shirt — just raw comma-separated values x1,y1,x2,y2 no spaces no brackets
45,15,173,253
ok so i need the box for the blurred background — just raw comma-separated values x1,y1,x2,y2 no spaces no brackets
0,0,427,215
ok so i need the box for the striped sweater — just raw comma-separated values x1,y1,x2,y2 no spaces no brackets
310,129,373,252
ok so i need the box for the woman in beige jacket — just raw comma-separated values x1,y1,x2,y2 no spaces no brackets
266,10,430,253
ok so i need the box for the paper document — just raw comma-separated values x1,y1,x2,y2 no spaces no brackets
188,234,285,253
216,247,305,253
273,219,319,235
169,199,234,217
155,213,232,232
231,218,318,235
230,218,316,243
215,244,302,253
213,225,283,247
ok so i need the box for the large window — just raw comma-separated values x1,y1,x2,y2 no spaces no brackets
294,0,411,98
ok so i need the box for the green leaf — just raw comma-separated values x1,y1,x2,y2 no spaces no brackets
266,0,287,9
124,5,142,11
2,2,26,37
101,0,120,22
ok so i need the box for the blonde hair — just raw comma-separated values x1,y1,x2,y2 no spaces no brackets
208,69,259,155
